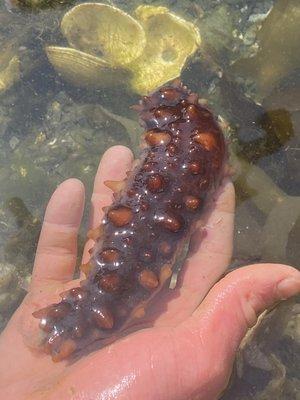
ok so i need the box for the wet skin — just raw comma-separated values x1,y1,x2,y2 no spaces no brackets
0,145,299,400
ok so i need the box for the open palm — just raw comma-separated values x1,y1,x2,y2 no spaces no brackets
0,146,299,400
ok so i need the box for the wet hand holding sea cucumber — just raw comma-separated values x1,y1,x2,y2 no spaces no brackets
33,81,226,361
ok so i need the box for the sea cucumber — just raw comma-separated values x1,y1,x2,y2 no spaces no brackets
33,80,226,361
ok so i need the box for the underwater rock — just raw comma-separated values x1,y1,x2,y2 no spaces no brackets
0,6,61,96
5,0,74,11
260,195,300,264
219,75,297,196
263,73,300,114
219,76,295,161
232,199,263,267
0,107,12,137
219,75,265,129
34,91,132,178
4,197,41,270
0,47,20,95
219,75,267,157
262,74,300,192
222,298,300,400
87,103,142,151
0,262,25,329
260,109,294,146
231,0,300,98
198,4,237,67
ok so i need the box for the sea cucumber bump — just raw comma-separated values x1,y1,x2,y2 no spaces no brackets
146,174,166,193
184,195,201,211
145,130,171,146
104,179,126,192
138,269,159,290
188,161,202,175
107,206,133,227
33,80,226,361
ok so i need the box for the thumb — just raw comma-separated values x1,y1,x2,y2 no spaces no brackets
176,263,300,399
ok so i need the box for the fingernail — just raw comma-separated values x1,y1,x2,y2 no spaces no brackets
277,277,300,300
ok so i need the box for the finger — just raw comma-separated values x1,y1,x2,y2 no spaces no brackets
90,145,134,229
31,179,85,289
82,145,134,264
171,263,300,398
151,179,235,326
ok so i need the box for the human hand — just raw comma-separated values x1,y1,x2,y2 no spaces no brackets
0,146,299,400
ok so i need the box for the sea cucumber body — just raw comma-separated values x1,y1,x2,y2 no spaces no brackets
33,81,226,361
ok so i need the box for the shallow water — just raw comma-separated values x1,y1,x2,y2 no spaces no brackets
0,0,299,398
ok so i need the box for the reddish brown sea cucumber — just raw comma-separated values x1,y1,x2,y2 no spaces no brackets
33,80,226,361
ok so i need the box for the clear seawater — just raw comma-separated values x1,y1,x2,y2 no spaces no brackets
0,1,299,398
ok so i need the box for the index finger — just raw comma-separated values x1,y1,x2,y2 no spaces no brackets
82,146,134,264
